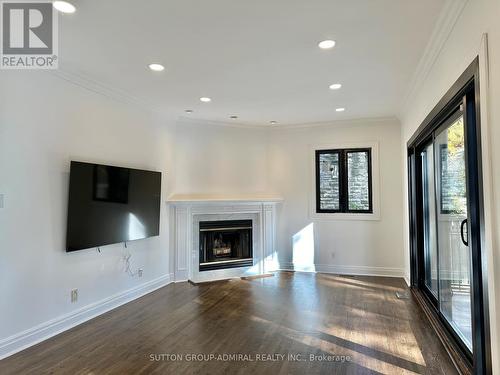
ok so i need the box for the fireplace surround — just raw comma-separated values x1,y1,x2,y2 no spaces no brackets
167,195,282,283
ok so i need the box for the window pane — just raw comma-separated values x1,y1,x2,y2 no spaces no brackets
347,151,370,211
439,118,467,214
435,115,472,351
318,152,340,210
421,143,438,296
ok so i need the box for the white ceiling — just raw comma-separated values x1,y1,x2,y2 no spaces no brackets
59,0,447,126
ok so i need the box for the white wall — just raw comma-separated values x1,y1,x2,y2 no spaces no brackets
0,72,176,350
169,117,405,278
172,120,270,195
400,0,500,369
268,119,405,277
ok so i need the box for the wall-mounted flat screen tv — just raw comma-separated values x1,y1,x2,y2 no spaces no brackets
66,161,161,252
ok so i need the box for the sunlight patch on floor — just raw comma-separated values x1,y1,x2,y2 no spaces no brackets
286,332,425,375
248,310,427,371
292,223,315,272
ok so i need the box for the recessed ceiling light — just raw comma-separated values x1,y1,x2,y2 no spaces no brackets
329,83,342,90
148,63,165,72
200,97,211,103
230,115,238,119
53,1,76,13
336,108,345,112
185,109,193,113
318,40,336,49
270,121,277,125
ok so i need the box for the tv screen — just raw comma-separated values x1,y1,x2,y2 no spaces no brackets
66,161,161,252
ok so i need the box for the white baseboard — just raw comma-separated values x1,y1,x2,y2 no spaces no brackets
279,263,405,279
0,273,174,360
404,274,411,287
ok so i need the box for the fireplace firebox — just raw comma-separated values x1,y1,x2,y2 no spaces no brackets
199,220,253,271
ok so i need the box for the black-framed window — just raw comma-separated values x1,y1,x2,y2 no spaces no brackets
315,148,372,214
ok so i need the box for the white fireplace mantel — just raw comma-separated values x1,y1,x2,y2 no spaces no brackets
167,195,282,283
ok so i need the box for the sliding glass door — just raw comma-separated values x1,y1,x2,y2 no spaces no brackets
419,111,472,352
434,113,472,351
408,59,490,373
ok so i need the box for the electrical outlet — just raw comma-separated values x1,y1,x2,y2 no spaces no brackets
138,268,143,277
71,289,78,303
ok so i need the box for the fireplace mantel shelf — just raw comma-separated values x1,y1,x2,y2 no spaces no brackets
167,194,283,204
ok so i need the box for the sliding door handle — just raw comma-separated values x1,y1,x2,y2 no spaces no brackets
460,219,468,246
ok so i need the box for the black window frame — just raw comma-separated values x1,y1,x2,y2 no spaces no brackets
315,148,373,214
407,58,491,374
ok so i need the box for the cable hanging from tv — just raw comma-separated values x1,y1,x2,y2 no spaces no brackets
123,242,137,277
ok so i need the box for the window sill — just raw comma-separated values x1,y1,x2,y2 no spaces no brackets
310,211,380,221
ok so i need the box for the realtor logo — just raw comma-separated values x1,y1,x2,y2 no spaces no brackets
1,1,58,69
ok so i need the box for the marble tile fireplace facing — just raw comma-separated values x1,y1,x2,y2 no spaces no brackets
167,195,282,283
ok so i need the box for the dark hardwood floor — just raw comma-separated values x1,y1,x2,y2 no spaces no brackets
0,272,458,374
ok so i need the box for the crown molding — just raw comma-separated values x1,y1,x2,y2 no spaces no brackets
177,116,400,131
176,116,271,130
399,0,468,118
48,68,165,116
270,116,400,130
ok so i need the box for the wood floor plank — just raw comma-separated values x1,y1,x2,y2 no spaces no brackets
0,272,458,375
